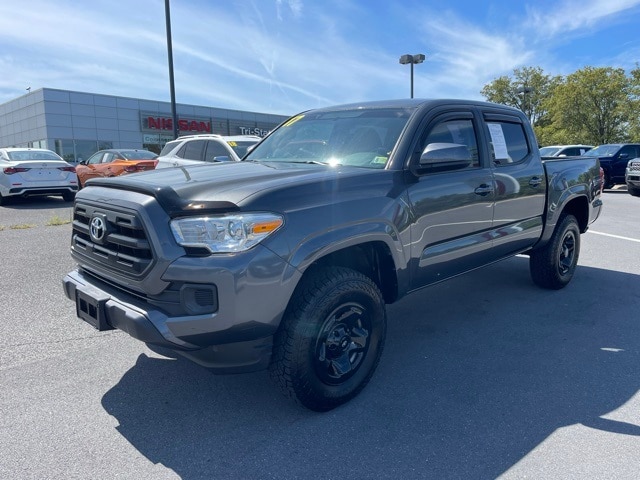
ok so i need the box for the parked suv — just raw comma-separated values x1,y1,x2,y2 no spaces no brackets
626,158,640,197
155,134,262,168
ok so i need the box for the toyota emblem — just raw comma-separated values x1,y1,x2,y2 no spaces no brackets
90,216,106,242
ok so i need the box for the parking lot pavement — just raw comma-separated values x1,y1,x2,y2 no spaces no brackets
1,192,639,479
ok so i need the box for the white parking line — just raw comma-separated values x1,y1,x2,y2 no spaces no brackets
588,230,640,243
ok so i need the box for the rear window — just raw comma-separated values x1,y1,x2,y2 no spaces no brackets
159,140,181,156
121,150,158,160
7,150,62,161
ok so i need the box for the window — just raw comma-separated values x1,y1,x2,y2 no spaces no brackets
178,140,206,161
103,153,117,163
487,122,529,164
87,152,105,165
204,140,230,162
422,118,480,168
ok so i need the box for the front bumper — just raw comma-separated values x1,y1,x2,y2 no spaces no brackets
63,268,277,374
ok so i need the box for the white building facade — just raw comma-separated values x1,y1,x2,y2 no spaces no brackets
0,88,289,162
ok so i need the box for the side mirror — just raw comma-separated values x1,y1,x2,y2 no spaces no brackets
420,142,472,171
619,153,629,159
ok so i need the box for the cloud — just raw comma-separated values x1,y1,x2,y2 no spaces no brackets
525,0,640,38
2,0,640,115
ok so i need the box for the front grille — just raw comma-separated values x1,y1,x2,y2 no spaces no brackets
72,202,154,279
629,162,640,172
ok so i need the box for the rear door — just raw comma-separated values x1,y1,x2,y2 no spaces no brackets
406,108,496,289
483,110,546,257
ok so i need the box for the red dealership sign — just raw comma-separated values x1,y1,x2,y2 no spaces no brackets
141,114,212,133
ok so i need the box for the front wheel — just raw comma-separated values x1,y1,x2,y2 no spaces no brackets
270,266,387,412
628,185,640,197
529,214,580,289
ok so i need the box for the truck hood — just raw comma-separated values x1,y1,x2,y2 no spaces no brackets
84,161,392,216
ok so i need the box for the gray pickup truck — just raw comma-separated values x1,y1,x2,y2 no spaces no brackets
63,99,603,411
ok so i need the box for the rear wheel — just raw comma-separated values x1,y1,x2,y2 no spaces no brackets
62,192,75,202
628,185,640,197
270,266,387,411
529,214,580,289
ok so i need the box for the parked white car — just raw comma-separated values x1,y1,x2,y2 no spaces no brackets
155,134,262,168
0,148,78,204
539,144,593,157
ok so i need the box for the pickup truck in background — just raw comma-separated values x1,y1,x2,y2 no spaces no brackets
63,99,603,411
581,143,640,189
626,157,640,196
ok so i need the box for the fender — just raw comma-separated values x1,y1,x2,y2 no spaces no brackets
280,219,410,294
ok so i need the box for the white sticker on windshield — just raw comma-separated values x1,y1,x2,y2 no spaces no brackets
487,123,510,160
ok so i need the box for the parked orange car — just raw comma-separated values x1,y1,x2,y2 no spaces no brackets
76,149,158,188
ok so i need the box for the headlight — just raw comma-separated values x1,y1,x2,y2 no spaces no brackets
170,213,284,253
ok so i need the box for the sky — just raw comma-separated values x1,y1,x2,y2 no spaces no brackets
2,0,640,116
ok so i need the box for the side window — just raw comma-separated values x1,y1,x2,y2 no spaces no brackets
178,140,206,161
487,122,529,164
103,153,116,163
619,145,639,159
422,119,480,169
87,153,104,165
204,141,231,162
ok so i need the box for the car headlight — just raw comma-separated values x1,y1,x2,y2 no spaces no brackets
170,213,284,253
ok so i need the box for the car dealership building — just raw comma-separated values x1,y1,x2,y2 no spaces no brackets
0,87,289,162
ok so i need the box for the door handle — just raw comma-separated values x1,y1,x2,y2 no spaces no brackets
474,184,494,196
529,177,543,187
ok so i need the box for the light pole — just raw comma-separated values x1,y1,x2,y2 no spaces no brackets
517,86,533,124
165,0,179,140
399,53,426,98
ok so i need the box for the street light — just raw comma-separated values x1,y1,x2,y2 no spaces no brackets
165,0,179,140
517,86,533,123
399,53,426,99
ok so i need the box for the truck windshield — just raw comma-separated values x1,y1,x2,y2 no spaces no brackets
582,145,619,157
243,107,413,168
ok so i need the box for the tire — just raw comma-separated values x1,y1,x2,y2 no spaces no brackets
603,170,613,189
62,192,75,202
529,214,580,290
269,266,387,412
0,193,4,206
628,185,640,197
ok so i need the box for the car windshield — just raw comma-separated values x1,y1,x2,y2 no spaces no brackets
244,107,413,168
121,150,158,160
227,140,260,158
582,145,619,157
7,150,62,161
539,147,561,156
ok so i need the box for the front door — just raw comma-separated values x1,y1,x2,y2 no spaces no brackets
407,110,495,289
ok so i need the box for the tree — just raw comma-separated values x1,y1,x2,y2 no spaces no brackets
545,67,629,145
481,66,561,127
626,64,640,142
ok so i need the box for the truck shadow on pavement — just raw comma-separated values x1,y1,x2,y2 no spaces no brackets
101,257,640,479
